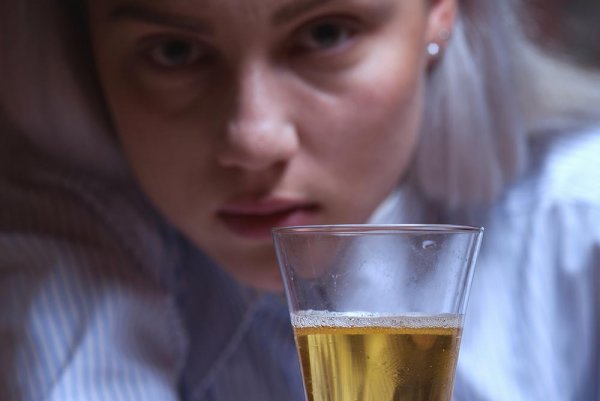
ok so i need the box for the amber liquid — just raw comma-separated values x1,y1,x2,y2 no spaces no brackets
294,314,462,401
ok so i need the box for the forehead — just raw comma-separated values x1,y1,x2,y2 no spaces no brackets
97,0,335,13
90,0,409,41
95,0,395,22
188,0,337,25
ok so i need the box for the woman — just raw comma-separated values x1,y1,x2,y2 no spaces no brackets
0,0,598,400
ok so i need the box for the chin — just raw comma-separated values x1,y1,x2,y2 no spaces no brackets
237,269,284,291
220,257,284,292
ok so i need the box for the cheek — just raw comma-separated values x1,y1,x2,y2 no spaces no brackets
356,74,423,150
302,34,426,164
351,45,426,149
95,57,223,187
99,81,225,226
91,36,237,231
293,58,426,223
308,68,425,179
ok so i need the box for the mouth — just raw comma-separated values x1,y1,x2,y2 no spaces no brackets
217,198,320,239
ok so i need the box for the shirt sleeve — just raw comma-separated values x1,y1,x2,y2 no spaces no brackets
455,127,600,401
0,181,186,401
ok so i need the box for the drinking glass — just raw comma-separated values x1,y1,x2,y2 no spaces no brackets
272,224,483,401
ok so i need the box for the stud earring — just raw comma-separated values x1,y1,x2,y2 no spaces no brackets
427,42,441,57
427,29,451,58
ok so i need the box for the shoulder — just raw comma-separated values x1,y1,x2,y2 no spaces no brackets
0,150,180,280
471,124,600,270
493,124,600,244
0,153,180,306
0,157,186,326
479,124,600,273
527,124,600,205
498,124,600,214
0,159,187,399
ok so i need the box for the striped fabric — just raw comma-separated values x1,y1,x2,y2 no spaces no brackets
0,125,599,401
0,157,186,400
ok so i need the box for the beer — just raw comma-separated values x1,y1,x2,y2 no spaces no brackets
293,312,462,401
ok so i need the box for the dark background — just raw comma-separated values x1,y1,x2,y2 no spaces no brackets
529,0,600,67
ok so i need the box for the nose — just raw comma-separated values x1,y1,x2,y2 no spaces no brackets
217,61,299,171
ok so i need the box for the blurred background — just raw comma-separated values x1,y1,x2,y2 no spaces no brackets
528,0,600,67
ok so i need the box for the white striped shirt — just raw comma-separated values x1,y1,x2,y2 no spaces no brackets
1,126,599,400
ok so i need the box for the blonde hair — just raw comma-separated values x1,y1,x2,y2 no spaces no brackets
415,0,600,208
1,0,599,202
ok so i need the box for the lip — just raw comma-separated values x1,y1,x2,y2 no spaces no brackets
217,198,319,239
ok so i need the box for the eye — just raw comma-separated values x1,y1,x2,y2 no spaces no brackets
143,37,211,69
292,18,358,53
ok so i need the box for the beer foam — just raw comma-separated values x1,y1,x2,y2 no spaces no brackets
292,310,463,329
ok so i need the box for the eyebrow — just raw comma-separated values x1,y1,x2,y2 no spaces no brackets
272,0,335,26
109,4,214,34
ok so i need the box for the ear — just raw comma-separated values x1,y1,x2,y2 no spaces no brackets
425,0,457,47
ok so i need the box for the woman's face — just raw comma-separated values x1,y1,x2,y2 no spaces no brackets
89,0,455,289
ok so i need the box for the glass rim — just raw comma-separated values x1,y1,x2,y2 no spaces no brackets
272,224,484,236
